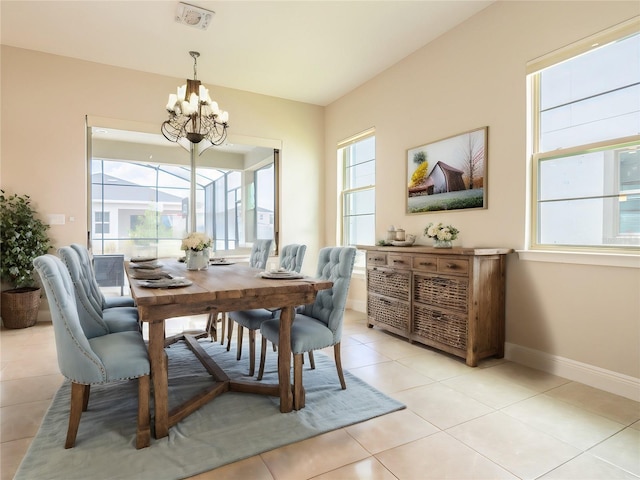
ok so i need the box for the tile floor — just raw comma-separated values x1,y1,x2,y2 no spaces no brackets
1,309,639,480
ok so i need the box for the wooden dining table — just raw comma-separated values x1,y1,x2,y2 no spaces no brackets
126,258,333,439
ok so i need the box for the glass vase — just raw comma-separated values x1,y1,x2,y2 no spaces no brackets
433,239,453,249
185,248,210,270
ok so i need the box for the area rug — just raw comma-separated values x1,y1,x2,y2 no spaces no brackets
15,337,405,479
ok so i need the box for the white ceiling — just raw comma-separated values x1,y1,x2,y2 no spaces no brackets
1,0,493,106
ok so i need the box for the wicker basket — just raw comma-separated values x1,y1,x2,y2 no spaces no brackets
413,303,467,350
414,274,468,313
367,294,410,331
367,268,410,301
1,287,41,328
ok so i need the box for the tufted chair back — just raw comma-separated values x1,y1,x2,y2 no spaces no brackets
279,244,307,273
301,246,356,343
59,246,110,338
69,243,105,309
248,239,273,269
70,243,136,310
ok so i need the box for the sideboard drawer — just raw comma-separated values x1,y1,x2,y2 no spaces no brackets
387,254,412,269
412,255,438,272
367,252,387,267
413,304,468,350
437,257,469,276
414,273,468,313
367,294,410,333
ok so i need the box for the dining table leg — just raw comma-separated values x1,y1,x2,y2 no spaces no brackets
278,305,294,412
148,320,169,438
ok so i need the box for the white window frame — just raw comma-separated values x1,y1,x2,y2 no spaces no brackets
526,18,640,261
338,128,375,269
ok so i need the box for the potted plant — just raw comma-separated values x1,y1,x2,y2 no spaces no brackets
424,222,459,248
0,190,52,328
181,232,212,270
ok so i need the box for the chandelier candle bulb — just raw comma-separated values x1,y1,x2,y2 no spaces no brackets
166,94,177,111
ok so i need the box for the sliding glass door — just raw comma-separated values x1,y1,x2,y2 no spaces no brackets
88,126,278,258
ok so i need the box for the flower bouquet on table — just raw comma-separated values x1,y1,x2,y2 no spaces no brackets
424,222,459,248
181,232,212,270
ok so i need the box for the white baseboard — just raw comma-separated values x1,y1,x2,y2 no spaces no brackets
505,342,640,402
346,299,366,313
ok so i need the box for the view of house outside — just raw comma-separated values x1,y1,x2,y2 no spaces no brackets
91,159,274,258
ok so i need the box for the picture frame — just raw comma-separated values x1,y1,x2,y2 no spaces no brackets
406,126,488,214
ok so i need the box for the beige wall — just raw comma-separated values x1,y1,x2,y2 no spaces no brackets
326,1,640,382
1,46,325,275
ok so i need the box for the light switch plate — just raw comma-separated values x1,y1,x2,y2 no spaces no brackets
46,214,66,225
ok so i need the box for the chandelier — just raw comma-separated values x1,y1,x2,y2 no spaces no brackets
161,51,229,147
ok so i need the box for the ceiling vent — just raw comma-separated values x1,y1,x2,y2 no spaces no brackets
175,2,214,30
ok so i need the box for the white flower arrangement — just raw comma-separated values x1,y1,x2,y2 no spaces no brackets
181,232,212,251
424,222,459,241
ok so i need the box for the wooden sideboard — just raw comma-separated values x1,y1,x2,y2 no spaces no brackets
358,245,512,367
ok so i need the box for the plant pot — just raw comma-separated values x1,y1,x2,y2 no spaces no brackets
433,239,453,248
185,248,210,270
1,287,41,328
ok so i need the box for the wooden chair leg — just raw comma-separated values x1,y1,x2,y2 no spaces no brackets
257,336,267,380
226,316,233,351
236,325,244,360
308,350,315,370
334,343,346,390
136,375,151,449
293,353,305,410
81,384,91,411
66,382,88,448
219,312,226,345
248,329,256,376
205,312,217,342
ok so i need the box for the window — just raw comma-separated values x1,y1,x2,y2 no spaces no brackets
529,24,640,253
88,125,278,258
339,129,375,267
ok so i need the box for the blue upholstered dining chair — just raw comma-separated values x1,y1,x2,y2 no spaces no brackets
258,246,356,389
220,238,275,350
207,238,276,344
227,243,307,376
70,243,135,309
59,246,139,337
33,254,150,449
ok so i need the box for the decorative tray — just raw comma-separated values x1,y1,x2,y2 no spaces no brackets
390,241,415,247
138,278,192,289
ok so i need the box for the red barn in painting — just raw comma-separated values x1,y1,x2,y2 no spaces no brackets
408,161,465,196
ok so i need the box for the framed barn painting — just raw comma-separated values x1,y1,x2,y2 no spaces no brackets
406,126,488,214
